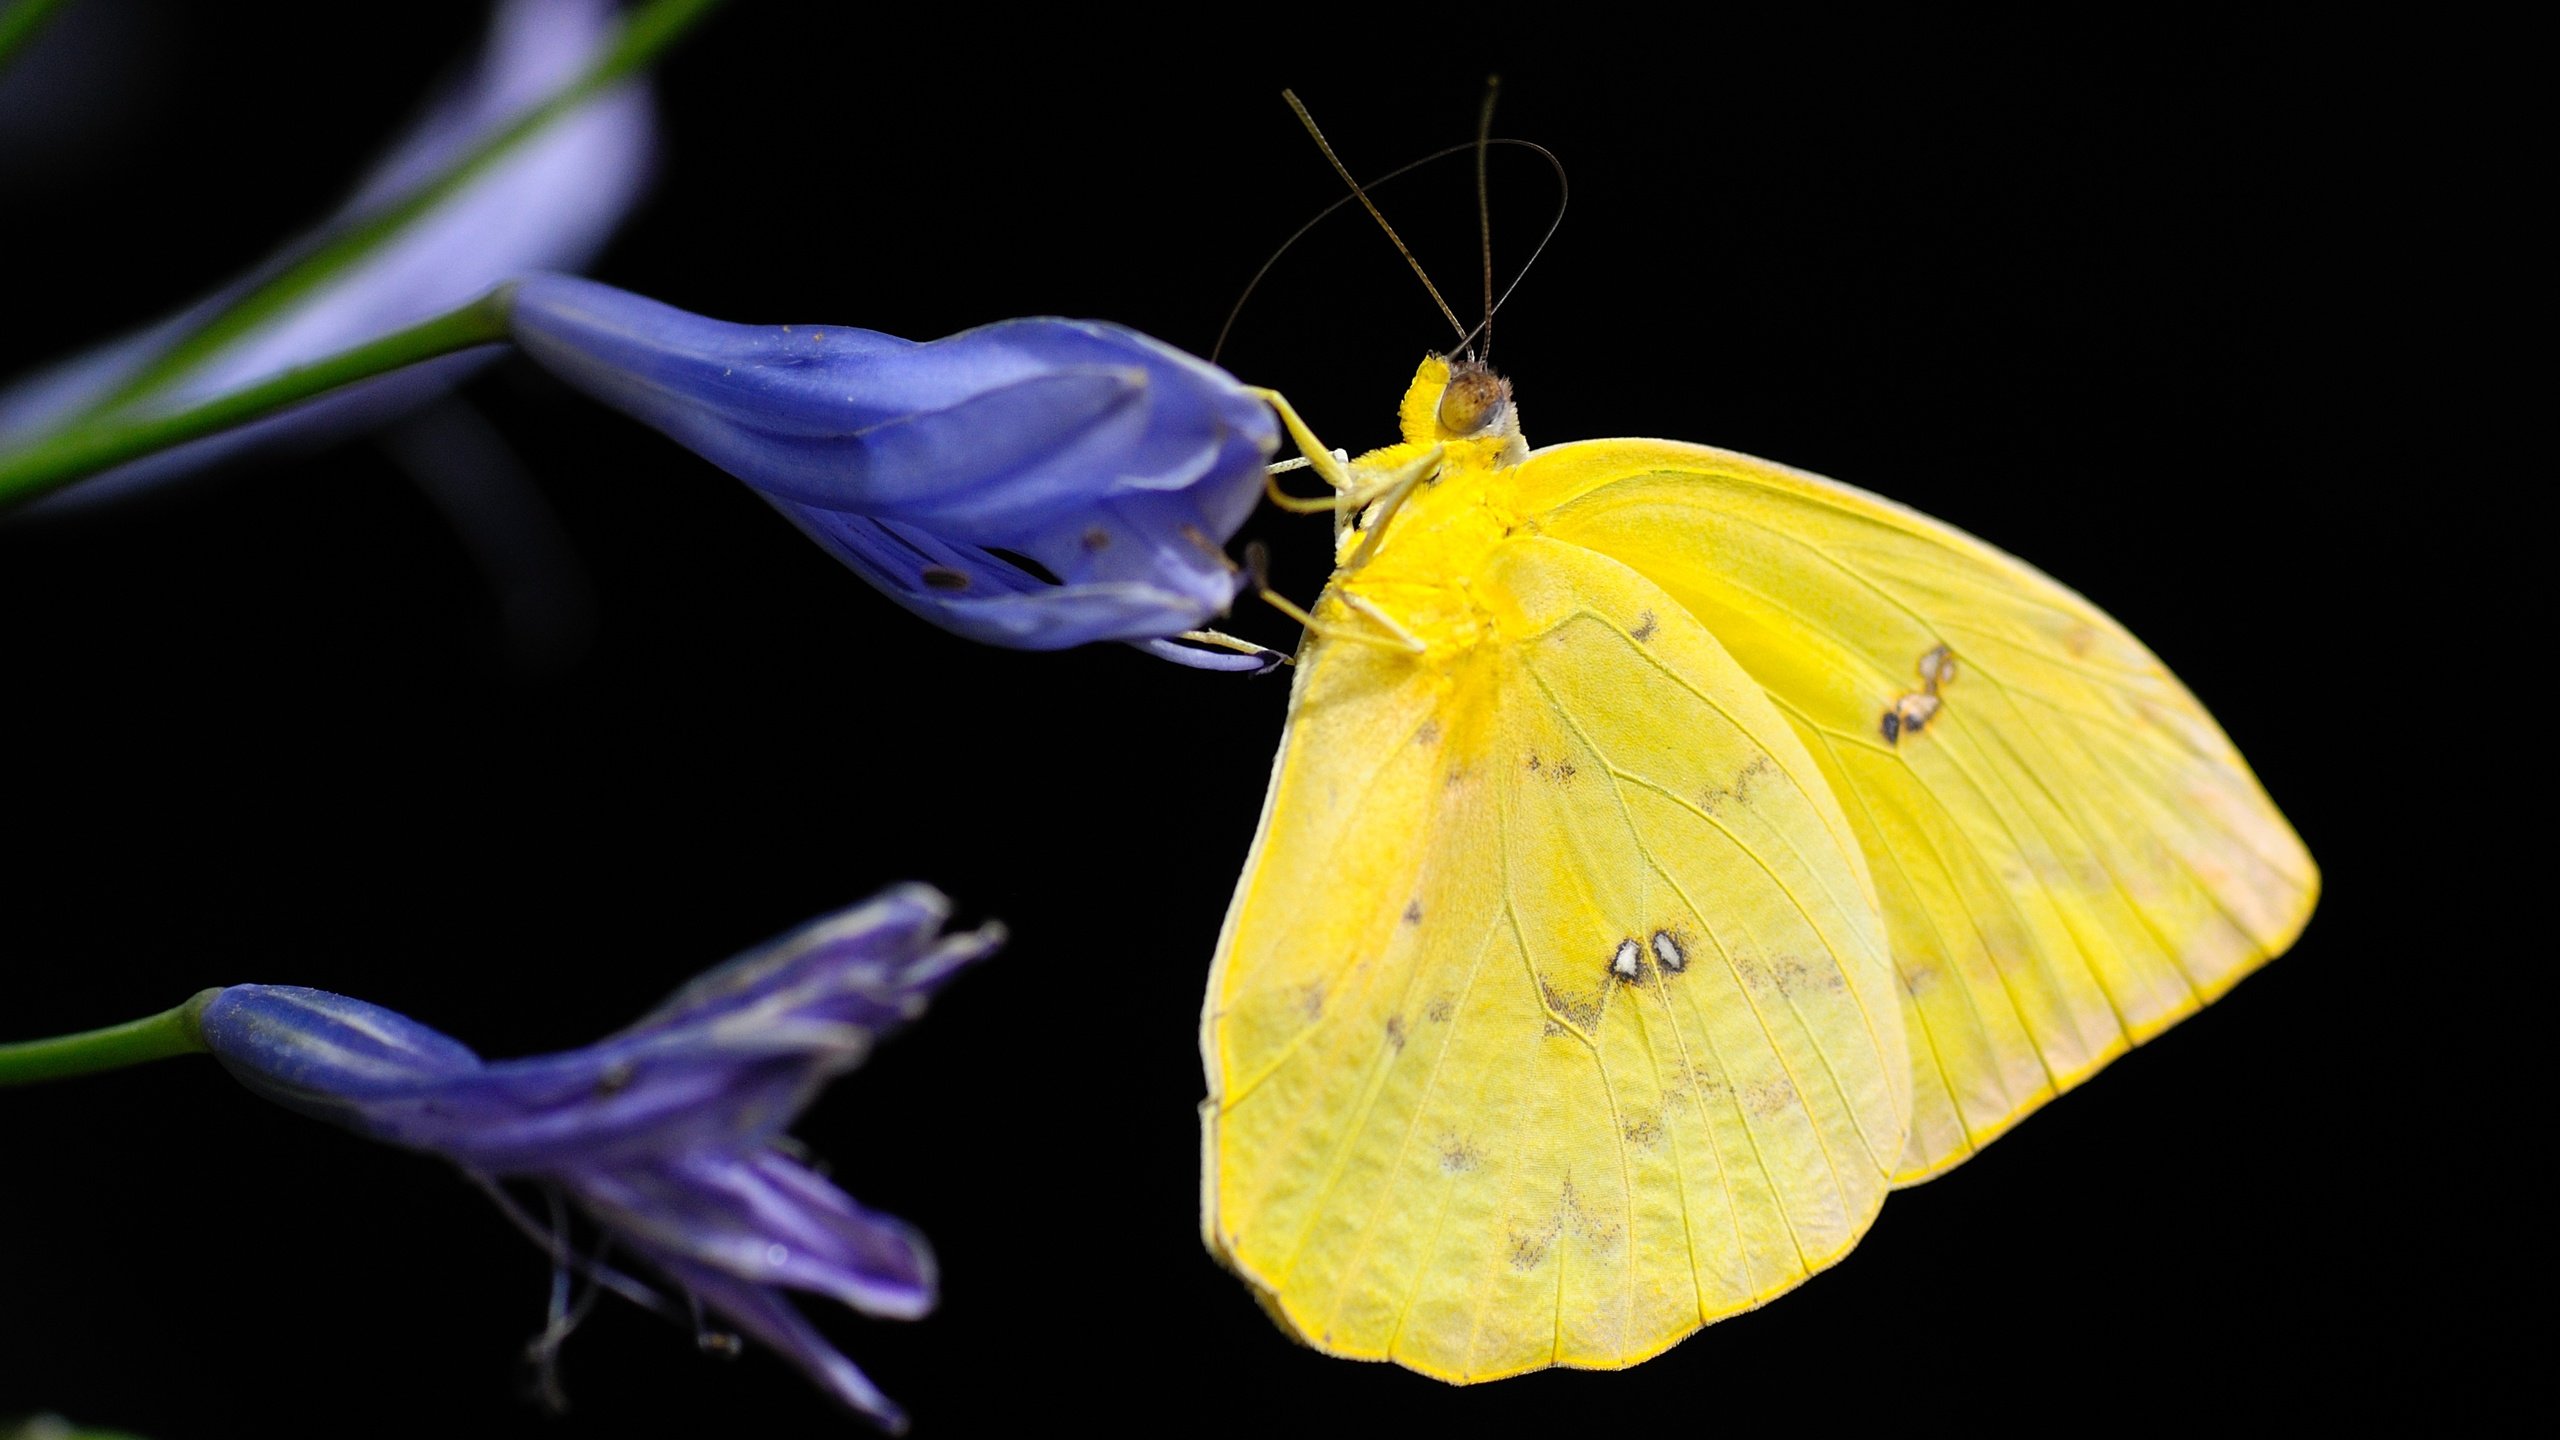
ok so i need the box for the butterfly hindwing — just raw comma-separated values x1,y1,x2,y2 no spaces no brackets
1200,534,1907,1380
1511,440,2319,1180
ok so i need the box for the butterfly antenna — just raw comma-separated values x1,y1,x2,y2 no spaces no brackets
1475,75,1500,364
1451,137,1567,359
1211,140,1568,365
1284,89,1470,350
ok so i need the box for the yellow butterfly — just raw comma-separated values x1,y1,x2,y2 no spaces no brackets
1197,351,2317,1381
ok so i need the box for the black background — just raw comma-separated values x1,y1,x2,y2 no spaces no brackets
0,4,2479,1436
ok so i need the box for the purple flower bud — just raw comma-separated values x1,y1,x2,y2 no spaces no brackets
503,274,1280,669
197,884,1000,1431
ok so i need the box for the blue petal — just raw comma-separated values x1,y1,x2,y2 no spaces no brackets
630,883,982,1035
1132,634,1288,673
506,277,1275,544
571,1150,936,1319
648,1255,910,1430
384,1048,834,1170
198,985,483,1125
777,507,1242,650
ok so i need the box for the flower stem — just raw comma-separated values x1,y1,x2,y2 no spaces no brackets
0,0,70,77
0,990,218,1087
99,0,725,410
0,290,516,510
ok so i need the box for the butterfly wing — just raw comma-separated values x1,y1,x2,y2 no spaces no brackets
1509,439,2318,1181
1200,534,1908,1381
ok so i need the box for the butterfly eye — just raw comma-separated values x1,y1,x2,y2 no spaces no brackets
1436,363,1512,436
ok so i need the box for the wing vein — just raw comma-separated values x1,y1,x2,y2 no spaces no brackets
1519,661,1847,1266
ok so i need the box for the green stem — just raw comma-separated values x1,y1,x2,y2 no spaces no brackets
0,289,514,510
0,990,217,1087
0,0,70,77
100,0,723,409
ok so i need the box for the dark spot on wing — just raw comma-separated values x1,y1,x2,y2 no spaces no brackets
1525,753,1541,773
1402,899,1424,926
1741,955,1842,998
1415,719,1441,746
1425,996,1455,1023
1702,755,1775,815
921,565,972,592
1539,979,1602,1030
1630,609,1658,642
1662,1058,1728,1107
1385,1014,1407,1051
1621,1113,1663,1148
1508,1226,1552,1271
1883,655,1950,745
1558,1176,1622,1246
1441,1136,1483,1173
1744,1077,1799,1117
1297,983,1325,1020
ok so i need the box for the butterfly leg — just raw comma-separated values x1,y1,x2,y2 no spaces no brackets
1242,541,1426,655
1256,586,1425,655
1248,387,1447,539
1340,445,1443,568
1249,387,1357,497
1171,628,1291,666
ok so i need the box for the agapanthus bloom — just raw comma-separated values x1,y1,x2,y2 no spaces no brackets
195,884,999,1430
0,0,654,505
502,274,1281,669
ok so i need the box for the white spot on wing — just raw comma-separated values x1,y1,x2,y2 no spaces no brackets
1650,930,1686,973
1610,939,1642,980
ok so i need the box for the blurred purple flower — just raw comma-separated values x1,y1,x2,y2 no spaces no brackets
504,274,1282,669
0,0,655,506
197,884,1000,1431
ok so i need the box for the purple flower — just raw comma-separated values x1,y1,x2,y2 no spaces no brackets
0,0,655,507
196,884,1000,1431
502,274,1282,670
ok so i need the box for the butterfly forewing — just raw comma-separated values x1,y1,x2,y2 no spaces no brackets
1201,535,1907,1381
1513,440,2319,1180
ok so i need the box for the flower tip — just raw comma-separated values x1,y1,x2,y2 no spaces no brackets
946,918,1008,964
1133,633,1288,673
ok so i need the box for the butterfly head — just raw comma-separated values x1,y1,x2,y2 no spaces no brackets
1436,359,1511,437
1393,354,1527,470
